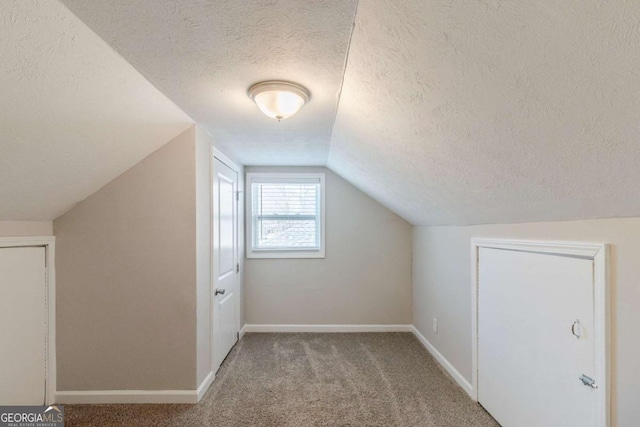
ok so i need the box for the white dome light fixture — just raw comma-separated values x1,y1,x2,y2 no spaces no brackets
248,80,310,121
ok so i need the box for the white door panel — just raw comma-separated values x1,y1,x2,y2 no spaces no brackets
0,247,46,405
213,158,239,371
218,175,235,276
478,248,595,427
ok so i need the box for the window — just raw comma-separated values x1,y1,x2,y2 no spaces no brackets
246,173,325,258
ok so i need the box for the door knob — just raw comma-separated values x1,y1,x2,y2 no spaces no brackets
215,288,226,296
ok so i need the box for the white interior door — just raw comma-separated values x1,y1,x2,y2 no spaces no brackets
213,157,239,371
478,247,596,427
0,247,46,405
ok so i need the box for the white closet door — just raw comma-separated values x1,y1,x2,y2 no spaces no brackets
478,247,596,427
213,157,239,371
0,247,46,405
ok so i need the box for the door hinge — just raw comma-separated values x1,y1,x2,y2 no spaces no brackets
236,263,240,273
236,191,240,201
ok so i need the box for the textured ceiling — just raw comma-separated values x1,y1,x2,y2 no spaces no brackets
6,0,640,225
329,0,640,225
61,0,358,166
0,0,192,220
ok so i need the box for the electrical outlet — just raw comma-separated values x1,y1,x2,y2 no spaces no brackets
433,317,438,334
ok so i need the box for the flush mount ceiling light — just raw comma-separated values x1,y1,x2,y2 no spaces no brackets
248,80,310,121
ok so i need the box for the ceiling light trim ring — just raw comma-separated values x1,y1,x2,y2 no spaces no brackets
248,80,311,121
248,80,311,103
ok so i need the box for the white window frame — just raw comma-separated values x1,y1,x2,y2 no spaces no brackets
246,172,325,259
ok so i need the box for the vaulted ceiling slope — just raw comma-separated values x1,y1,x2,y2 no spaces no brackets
0,0,193,220
64,0,640,226
11,1,640,226
329,0,640,225
61,0,358,166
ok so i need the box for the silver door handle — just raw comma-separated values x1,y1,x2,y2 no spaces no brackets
215,288,225,296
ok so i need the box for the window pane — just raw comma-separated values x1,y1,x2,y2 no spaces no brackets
253,182,319,249
256,219,317,248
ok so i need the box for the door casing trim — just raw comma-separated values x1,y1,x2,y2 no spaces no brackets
0,236,56,405
211,148,242,374
470,238,610,427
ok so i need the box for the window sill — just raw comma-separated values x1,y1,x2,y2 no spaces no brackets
247,249,325,259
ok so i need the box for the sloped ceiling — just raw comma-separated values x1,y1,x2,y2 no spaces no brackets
61,0,358,166
328,0,640,225
7,0,640,225
0,0,193,220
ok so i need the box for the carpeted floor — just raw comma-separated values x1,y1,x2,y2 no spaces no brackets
65,333,498,426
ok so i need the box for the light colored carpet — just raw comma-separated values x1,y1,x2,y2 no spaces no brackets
65,333,498,426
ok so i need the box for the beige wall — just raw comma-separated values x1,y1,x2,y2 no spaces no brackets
413,219,640,427
194,127,245,384
245,167,412,325
0,221,52,237
54,127,198,391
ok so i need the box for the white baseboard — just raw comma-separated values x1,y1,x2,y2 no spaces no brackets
411,326,473,397
55,389,198,404
55,371,215,405
243,324,413,333
196,370,215,403
239,324,247,339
